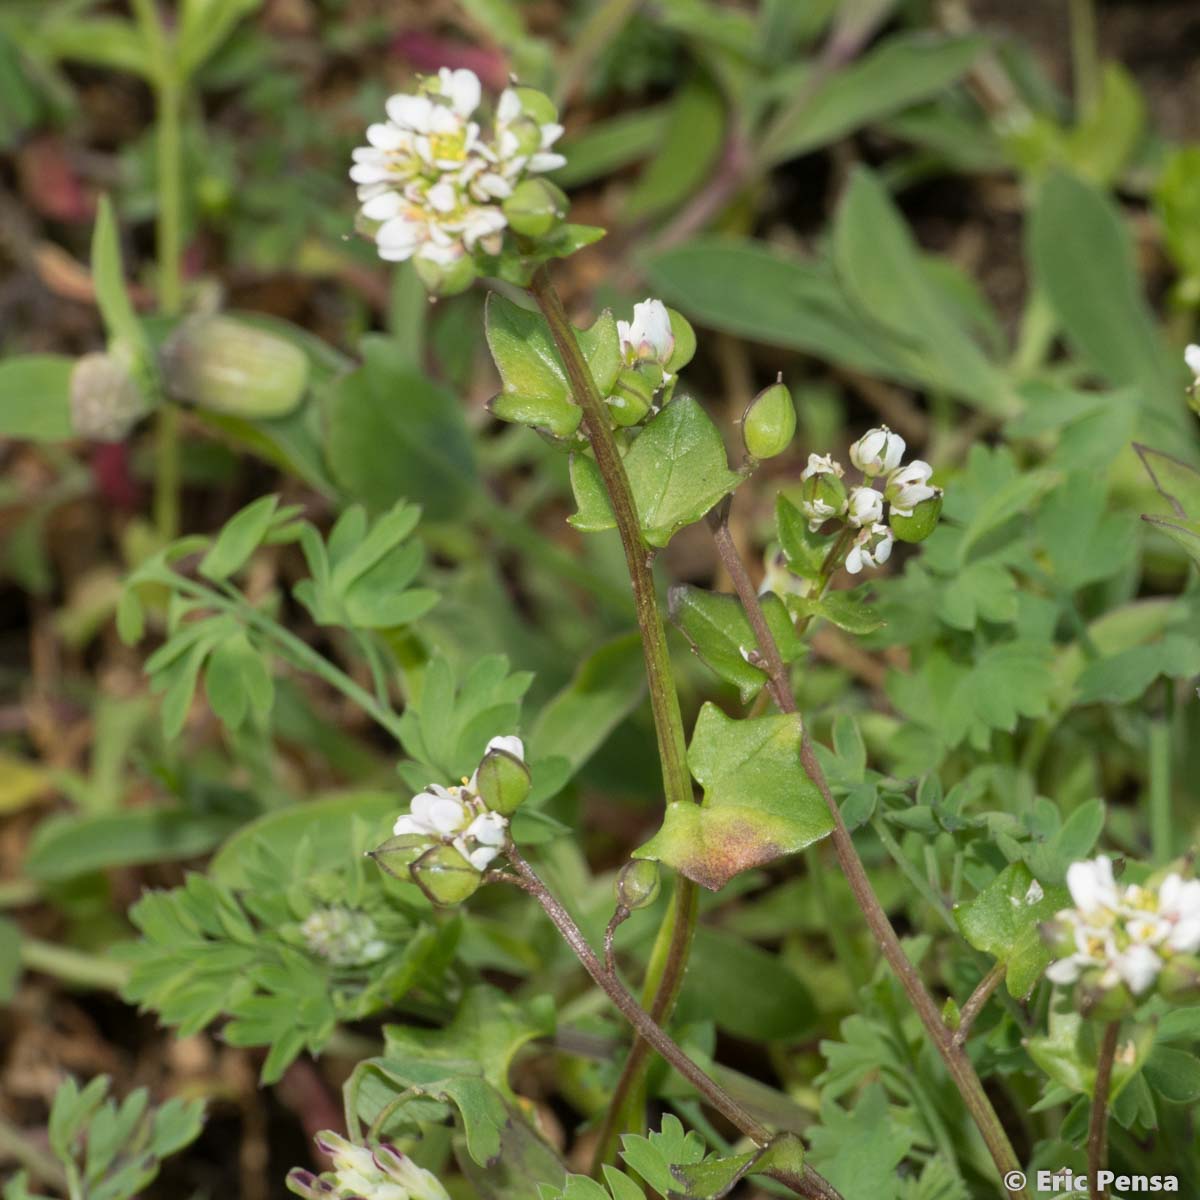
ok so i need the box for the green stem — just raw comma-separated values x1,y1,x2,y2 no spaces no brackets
20,938,130,991
708,506,1030,1200
872,818,958,935
526,268,698,1157
1149,719,1172,864
1088,1022,1120,1200
0,879,39,907
1068,0,1101,120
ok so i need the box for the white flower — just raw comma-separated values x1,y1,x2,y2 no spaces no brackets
492,87,566,176
618,299,674,366
800,453,843,481
886,460,937,517
1046,856,1200,998
303,1133,451,1200
844,523,894,574
392,780,508,872
1184,343,1200,382
849,427,905,476
846,486,885,528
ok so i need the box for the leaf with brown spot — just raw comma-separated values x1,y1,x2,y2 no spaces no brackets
635,704,833,890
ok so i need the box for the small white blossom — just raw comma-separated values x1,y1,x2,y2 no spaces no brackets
295,1132,451,1200
1185,343,1200,383
1045,856,1200,996
393,781,508,870
301,907,387,967
849,427,906,476
618,299,674,367
800,453,844,481
846,486,885,528
491,87,566,176
886,460,937,517
844,523,894,574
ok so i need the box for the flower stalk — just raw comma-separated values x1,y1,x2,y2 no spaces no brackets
1088,1021,1120,1200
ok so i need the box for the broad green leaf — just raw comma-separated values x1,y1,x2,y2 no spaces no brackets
38,17,152,79
669,585,799,702
636,703,833,889
760,33,985,165
569,398,745,547
25,808,240,881
775,493,828,580
1029,171,1182,429
832,168,1012,414
1143,1046,1200,1104
953,862,1067,998
1135,442,1200,519
786,590,883,635
1036,474,1136,591
1075,634,1200,705
485,294,620,440
641,237,914,377
553,107,670,187
92,196,150,363
936,560,1017,629
0,355,73,441
325,336,476,520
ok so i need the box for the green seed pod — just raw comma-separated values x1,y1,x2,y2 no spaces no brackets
163,315,308,418
616,859,661,911
1076,969,1135,1022
502,178,568,238
474,747,531,817
607,365,655,426
367,833,431,881
798,468,847,527
664,308,696,373
411,843,483,906
512,86,559,127
888,491,943,543
69,351,152,442
742,381,796,459
414,252,478,297
1159,954,1200,999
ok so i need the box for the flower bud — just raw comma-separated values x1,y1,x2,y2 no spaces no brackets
473,746,530,817
502,178,568,237
889,491,943,543
413,252,478,297
607,366,655,426
616,859,661,911
70,351,151,442
846,486,885,528
742,381,796,459
512,86,559,127
798,467,847,531
885,460,936,515
368,833,432,880
163,315,309,417
1077,970,1135,1021
849,426,905,476
412,843,483,906
1158,954,1200,999
844,523,893,574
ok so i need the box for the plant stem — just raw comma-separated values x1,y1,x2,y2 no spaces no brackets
527,267,699,1154
707,507,1030,1200
1148,719,1172,864
954,962,1006,1047
0,1113,68,1190
1088,1022,1120,1200
1068,0,1101,120
20,937,130,991
504,847,843,1200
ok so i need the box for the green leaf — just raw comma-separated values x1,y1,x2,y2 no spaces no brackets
92,196,150,364
1142,514,1200,567
325,337,476,520
569,398,745,547
760,33,985,164
786,590,884,635
177,0,261,77
669,1136,805,1200
198,495,279,581
636,703,834,890
0,355,73,441
0,917,21,1004
621,1115,705,1195
485,294,620,440
641,237,916,378
1025,799,1106,886
1143,1046,1200,1104
1028,1004,1154,1099
953,862,1068,998
807,1083,913,1200
553,107,671,187
775,494,829,580
1075,634,1200,705
1135,442,1200,519
832,168,1012,414
37,17,152,79
1029,172,1182,429
935,560,1017,629
669,586,799,702
25,809,240,882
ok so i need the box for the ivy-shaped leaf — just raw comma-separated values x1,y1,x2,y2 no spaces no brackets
485,293,620,440
669,586,800,702
569,398,747,547
953,862,1067,998
636,704,834,890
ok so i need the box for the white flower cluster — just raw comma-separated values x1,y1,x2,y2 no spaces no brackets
350,68,564,267
299,907,387,967
391,735,523,870
288,1131,450,1200
1046,856,1200,996
798,426,941,574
